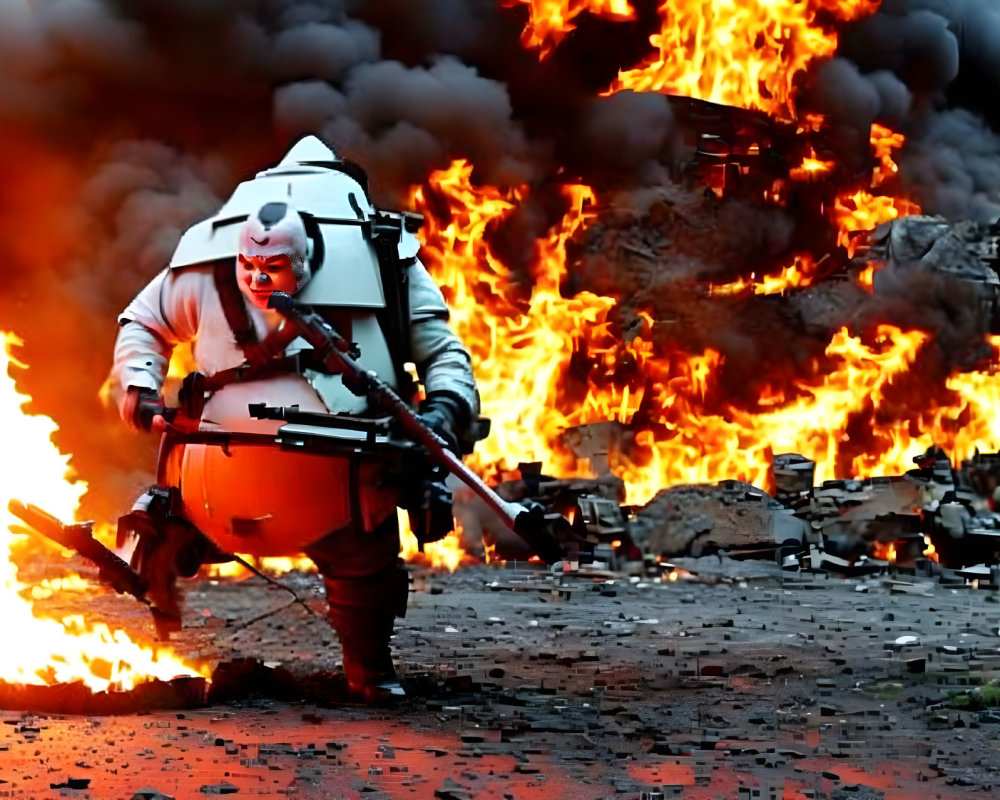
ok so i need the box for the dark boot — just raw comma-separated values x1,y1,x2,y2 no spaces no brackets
323,560,409,704
118,487,220,639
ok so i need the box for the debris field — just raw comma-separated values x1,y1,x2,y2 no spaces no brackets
2,559,999,799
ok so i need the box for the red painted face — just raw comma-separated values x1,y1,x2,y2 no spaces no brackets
237,253,300,310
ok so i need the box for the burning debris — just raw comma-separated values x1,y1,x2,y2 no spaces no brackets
0,335,207,695
592,440,1000,579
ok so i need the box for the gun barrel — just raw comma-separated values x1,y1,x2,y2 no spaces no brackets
8,499,148,600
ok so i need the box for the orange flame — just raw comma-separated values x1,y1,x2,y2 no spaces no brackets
870,122,907,188
709,253,821,296
202,556,316,580
1,334,208,691
833,125,921,257
200,520,476,577
789,148,836,181
603,0,879,119
397,509,477,572
504,0,636,58
833,190,921,258
921,535,939,563
410,164,1000,509
855,263,877,293
872,540,897,563
412,160,613,485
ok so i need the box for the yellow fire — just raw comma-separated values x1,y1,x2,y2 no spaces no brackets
603,0,879,119
24,573,94,601
610,324,939,504
873,540,897,563
504,0,636,58
921,534,939,562
855,263,877,293
833,190,921,257
1,333,208,691
833,124,921,257
397,509,473,573
410,164,1000,509
412,160,613,485
202,556,317,580
870,122,907,188
789,149,836,181
709,253,821,296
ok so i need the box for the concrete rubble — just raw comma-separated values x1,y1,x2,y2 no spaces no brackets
1,557,998,798
533,431,1000,576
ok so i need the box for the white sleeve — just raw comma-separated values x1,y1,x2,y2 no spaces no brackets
112,268,204,394
407,261,480,418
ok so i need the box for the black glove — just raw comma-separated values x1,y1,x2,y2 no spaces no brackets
120,387,164,431
418,393,466,456
407,478,455,544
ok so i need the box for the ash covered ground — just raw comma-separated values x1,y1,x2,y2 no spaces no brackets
3,560,999,799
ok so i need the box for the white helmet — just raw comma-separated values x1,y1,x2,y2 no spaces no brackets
238,201,315,292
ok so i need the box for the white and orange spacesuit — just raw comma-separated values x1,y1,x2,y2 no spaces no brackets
112,136,479,701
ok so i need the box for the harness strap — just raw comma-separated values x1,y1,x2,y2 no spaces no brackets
370,212,415,402
213,260,258,350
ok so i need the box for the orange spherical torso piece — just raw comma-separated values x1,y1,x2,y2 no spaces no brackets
165,375,398,556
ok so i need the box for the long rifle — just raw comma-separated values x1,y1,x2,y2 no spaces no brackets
268,291,566,564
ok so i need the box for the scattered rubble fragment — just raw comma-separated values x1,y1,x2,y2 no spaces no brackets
632,481,790,558
857,214,1000,337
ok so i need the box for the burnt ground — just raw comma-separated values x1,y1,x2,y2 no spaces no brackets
2,559,1000,800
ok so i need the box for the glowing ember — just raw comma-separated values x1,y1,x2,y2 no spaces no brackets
708,254,822,296
504,0,636,58
789,148,836,181
603,0,879,119
1,333,207,692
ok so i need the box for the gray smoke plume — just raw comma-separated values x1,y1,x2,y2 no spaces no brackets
841,0,1000,222
900,108,1000,222
320,56,535,197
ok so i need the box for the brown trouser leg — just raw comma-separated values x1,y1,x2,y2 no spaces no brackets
306,512,408,692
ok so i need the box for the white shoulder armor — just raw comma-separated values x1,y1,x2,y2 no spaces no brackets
409,259,450,321
169,136,391,309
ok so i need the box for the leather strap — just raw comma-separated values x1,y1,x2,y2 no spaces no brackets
213,260,258,350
